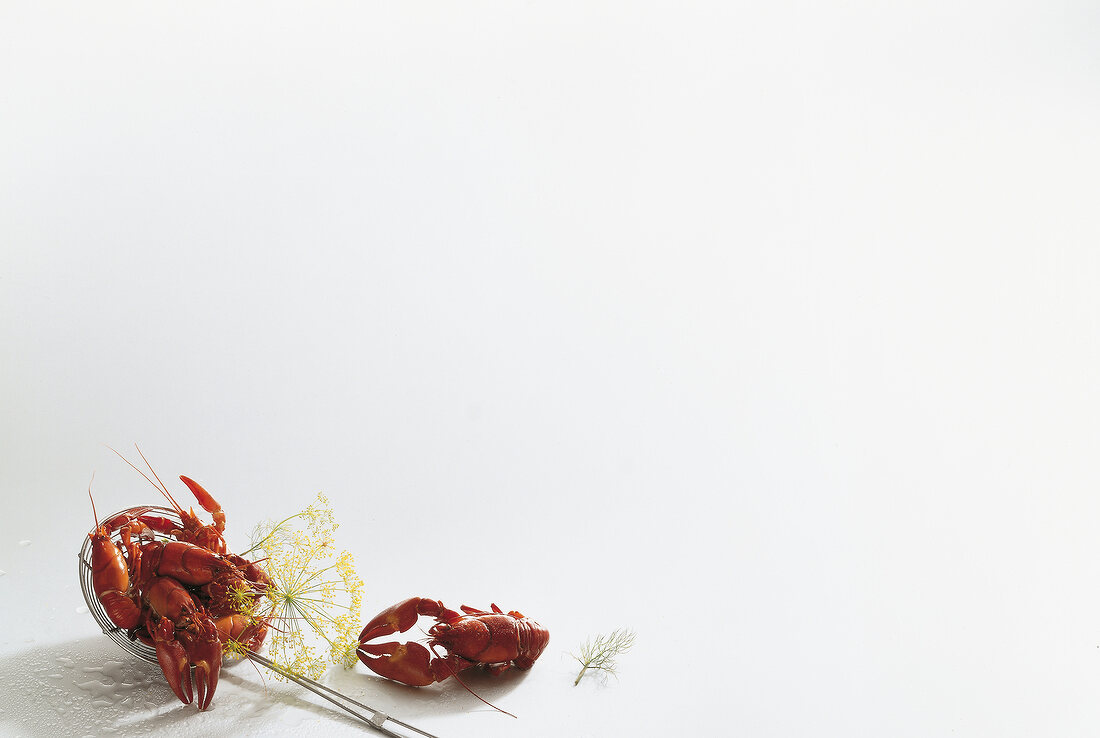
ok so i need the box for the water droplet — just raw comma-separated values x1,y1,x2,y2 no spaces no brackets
100,661,126,681
75,605,88,614
0,569,6,576
18,540,31,547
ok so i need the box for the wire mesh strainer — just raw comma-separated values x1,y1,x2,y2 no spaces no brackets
78,507,439,737
79,505,175,664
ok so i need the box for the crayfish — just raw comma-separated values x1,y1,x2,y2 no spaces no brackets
87,459,271,710
357,596,549,710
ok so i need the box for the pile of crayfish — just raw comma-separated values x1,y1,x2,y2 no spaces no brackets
88,472,273,710
86,460,551,716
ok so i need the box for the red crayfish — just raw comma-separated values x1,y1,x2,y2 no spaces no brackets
357,596,549,707
87,461,270,710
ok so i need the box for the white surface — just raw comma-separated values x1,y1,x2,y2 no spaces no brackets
2,1,1100,736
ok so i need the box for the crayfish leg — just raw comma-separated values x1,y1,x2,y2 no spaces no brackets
485,662,513,676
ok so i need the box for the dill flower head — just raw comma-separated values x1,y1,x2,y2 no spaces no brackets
228,579,259,613
222,634,250,660
246,492,365,680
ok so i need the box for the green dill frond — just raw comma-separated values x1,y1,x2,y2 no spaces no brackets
572,628,636,685
241,511,306,557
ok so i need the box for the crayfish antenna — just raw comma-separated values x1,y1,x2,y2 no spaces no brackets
134,444,182,511
431,644,517,719
107,445,185,515
87,472,99,528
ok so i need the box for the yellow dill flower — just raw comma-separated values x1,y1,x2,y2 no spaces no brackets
222,636,249,660
329,613,362,669
228,580,258,614
247,492,365,681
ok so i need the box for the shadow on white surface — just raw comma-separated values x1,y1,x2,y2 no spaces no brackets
324,661,534,720
0,634,536,737
0,636,356,736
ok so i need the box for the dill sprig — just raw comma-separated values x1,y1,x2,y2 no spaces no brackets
572,628,636,685
249,492,365,680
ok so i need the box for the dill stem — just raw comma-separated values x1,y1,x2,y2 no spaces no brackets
240,512,306,556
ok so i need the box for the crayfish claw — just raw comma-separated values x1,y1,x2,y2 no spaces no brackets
192,660,217,711
359,597,427,642
151,617,194,706
180,617,222,711
358,640,439,687
357,597,474,687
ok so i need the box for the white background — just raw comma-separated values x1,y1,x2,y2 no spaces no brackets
2,1,1100,736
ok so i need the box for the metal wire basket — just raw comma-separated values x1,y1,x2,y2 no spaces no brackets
78,505,178,664
77,506,438,737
